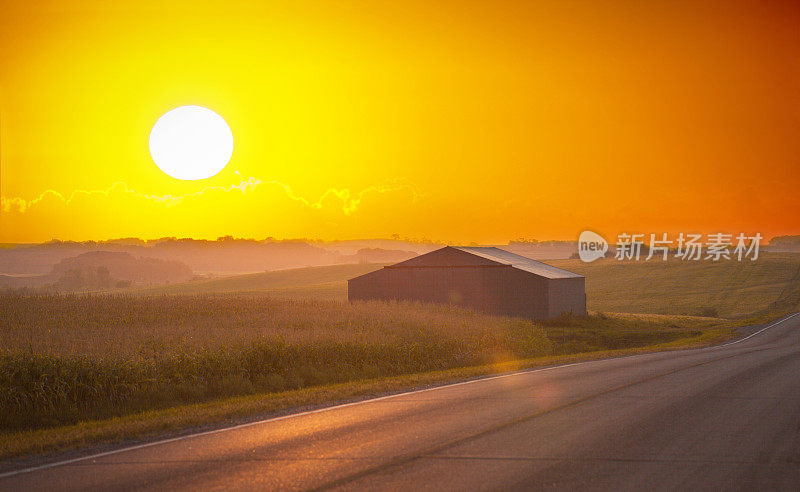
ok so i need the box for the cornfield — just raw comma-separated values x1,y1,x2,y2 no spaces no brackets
0,293,694,431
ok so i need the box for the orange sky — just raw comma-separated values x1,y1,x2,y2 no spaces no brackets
1,0,799,244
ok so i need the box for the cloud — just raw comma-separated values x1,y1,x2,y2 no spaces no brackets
264,179,421,215
1,176,419,216
0,175,423,241
1,177,255,213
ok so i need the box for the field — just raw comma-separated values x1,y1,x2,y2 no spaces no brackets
549,253,800,317
133,253,800,317
0,293,730,435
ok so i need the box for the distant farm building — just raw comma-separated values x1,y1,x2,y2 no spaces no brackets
347,246,586,320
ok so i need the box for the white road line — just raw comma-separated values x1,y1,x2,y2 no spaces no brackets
709,312,798,349
1,311,797,479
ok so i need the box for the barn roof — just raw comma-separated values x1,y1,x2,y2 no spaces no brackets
453,247,583,279
377,246,582,279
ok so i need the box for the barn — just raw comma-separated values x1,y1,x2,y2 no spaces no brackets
347,246,586,320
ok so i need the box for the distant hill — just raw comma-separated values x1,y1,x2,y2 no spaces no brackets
348,248,416,264
768,235,800,252
502,241,577,260
50,251,194,286
132,263,384,297
0,237,423,276
48,265,129,291
312,239,440,256
0,251,195,291
0,241,97,275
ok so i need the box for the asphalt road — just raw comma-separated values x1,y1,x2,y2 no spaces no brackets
2,313,799,491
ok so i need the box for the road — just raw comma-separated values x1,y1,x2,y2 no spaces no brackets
2,313,799,491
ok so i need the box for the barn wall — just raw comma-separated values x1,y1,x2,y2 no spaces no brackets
484,267,549,319
348,269,391,301
546,277,587,318
349,265,564,320
385,266,491,308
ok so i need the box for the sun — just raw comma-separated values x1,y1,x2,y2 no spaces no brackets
149,105,234,180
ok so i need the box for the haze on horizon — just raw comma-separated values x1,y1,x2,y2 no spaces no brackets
1,0,799,244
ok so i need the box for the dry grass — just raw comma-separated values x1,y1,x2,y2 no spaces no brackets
1,294,552,358
549,253,800,318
